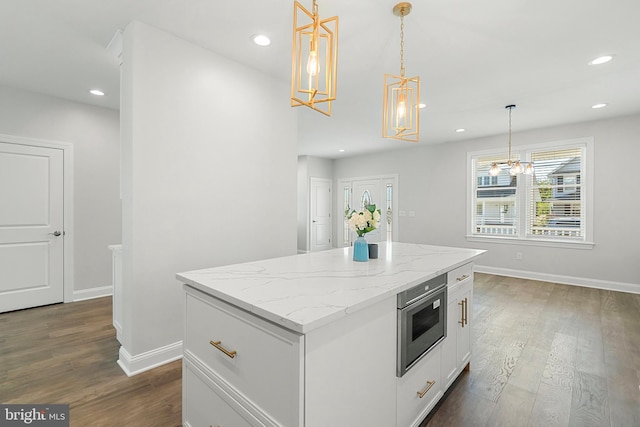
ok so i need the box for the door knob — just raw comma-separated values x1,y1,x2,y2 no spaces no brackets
48,231,62,237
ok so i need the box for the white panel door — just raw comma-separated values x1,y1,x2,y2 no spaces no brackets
310,177,332,252
0,142,64,312
352,179,383,243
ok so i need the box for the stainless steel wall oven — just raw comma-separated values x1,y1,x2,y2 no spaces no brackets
397,273,447,377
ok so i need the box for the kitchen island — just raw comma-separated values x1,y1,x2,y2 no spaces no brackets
177,242,484,427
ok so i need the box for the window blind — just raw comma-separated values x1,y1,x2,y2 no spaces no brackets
526,147,583,238
473,155,519,237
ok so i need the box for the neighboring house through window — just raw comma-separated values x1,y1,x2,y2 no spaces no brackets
467,137,594,248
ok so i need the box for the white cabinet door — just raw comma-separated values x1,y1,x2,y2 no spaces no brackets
442,263,474,391
0,142,64,313
457,283,472,368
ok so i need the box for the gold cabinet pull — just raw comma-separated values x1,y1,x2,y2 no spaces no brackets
417,380,436,398
464,297,468,326
458,298,468,327
456,274,469,282
209,340,237,359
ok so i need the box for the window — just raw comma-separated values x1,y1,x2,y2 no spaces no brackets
342,186,350,246
468,138,593,247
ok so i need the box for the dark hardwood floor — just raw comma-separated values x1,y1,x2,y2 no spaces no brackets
421,273,640,427
0,296,182,427
1,274,638,426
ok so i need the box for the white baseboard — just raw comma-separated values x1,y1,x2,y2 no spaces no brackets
475,265,640,295
117,341,183,377
73,285,113,301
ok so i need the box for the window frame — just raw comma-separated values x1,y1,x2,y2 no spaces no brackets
466,137,594,250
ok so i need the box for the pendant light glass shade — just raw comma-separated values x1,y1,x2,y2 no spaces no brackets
383,3,420,142
291,0,338,116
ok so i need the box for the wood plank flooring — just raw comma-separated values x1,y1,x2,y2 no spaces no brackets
421,273,640,427
0,297,182,427
1,274,638,426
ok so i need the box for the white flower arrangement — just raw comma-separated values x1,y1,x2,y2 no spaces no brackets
346,204,382,237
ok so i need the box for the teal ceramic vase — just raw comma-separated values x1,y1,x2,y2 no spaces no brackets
353,235,369,262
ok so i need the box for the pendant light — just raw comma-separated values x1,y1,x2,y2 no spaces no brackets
291,0,338,116
488,105,534,176
383,2,420,142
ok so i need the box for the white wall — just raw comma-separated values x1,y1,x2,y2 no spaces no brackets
0,85,120,294
297,156,333,252
334,114,640,291
120,22,298,363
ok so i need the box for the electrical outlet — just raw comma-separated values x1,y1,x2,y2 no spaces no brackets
515,252,523,260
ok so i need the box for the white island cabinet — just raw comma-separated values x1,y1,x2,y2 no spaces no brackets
177,242,484,427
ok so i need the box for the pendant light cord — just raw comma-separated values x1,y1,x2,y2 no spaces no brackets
508,106,512,162
400,13,405,77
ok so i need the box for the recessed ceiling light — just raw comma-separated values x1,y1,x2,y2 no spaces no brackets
251,34,271,46
339,149,345,152
589,55,613,65
591,103,607,109
89,89,104,96
455,128,465,133
418,103,426,109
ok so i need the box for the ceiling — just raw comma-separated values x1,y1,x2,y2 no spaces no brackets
2,0,639,159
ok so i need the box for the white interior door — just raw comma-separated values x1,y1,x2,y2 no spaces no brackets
310,177,332,252
352,179,383,243
0,142,64,312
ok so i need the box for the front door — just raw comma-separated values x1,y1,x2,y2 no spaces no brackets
352,179,383,243
310,177,332,252
0,142,65,312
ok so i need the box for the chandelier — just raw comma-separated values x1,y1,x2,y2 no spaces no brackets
488,105,534,176
291,0,338,116
383,2,420,142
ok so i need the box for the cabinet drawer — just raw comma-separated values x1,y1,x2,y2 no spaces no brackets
397,347,443,427
447,262,473,292
183,360,258,427
185,289,303,427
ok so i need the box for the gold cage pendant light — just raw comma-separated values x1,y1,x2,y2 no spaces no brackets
383,2,420,142
291,0,338,116
488,105,535,176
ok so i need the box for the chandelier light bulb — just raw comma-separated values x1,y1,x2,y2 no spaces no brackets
306,48,319,77
397,98,407,120
488,163,501,176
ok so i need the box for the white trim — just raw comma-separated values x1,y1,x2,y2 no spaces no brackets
475,265,640,295
0,133,75,304
117,341,183,377
73,285,113,301
466,235,595,250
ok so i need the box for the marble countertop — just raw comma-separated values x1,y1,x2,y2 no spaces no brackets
176,242,485,334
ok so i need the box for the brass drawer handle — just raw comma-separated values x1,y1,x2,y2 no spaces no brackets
456,274,469,282
417,380,436,398
209,340,237,359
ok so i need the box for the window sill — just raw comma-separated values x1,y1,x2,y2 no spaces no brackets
466,235,595,250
